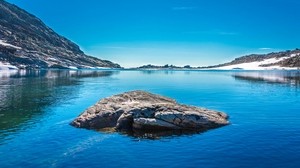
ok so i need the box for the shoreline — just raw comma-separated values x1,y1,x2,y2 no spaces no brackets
1,67,300,72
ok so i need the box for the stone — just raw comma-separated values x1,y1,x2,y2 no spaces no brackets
71,91,229,133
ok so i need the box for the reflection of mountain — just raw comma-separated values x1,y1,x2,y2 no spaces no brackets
0,70,116,143
232,71,300,87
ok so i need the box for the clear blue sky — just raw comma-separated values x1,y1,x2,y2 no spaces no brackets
7,0,300,67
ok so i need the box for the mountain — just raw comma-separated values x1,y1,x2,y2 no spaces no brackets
0,0,121,69
204,49,300,70
133,64,192,70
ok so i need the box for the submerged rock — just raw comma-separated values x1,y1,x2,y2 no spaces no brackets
71,91,229,134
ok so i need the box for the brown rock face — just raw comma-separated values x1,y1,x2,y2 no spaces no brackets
71,91,229,133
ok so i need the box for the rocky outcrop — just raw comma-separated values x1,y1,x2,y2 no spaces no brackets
71,91,229,134
276,55,300,67
0,1,121,69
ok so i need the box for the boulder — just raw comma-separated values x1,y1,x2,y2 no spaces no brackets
71,91,229,133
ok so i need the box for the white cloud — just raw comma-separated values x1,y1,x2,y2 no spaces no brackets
218,31,238,36
172,7,197,11
183,30,239,36
259,48,272,50
102,46,129,49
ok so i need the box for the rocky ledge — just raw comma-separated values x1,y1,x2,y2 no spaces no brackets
71,91,229,135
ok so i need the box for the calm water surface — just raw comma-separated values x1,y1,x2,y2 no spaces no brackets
0,70,299,168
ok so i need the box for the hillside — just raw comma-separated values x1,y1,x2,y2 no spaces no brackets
205,49,300,70
0,0,121,69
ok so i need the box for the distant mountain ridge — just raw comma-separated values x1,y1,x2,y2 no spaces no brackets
135,64,189,69
133,49,300,70
0,0,121,69
204,49,300,69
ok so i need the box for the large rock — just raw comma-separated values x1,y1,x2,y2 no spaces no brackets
71,91,229,133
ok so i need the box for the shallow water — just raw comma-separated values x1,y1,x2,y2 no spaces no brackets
0,70,300,167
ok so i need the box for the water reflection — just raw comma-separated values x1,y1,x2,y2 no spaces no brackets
0,69,117,78
0,70,116,143
123,129,208,140
97,127,209,140
139,70,177,75
232,71,300,87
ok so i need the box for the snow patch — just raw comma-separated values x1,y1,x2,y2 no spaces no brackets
68,66,78,70
0,39,22,50
96,67,112,69
47,57,58,61
291,53,300,57
0,62,18,70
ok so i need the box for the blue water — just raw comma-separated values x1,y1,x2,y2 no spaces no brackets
0,70,300,168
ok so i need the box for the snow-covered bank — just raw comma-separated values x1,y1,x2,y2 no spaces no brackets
211,53,300,70
0,62,18,70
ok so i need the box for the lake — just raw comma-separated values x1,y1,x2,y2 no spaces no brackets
0,70,300,168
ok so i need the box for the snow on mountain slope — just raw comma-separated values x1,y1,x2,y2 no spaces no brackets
212,53,300,70
0,39,22,49
0,61,18,70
